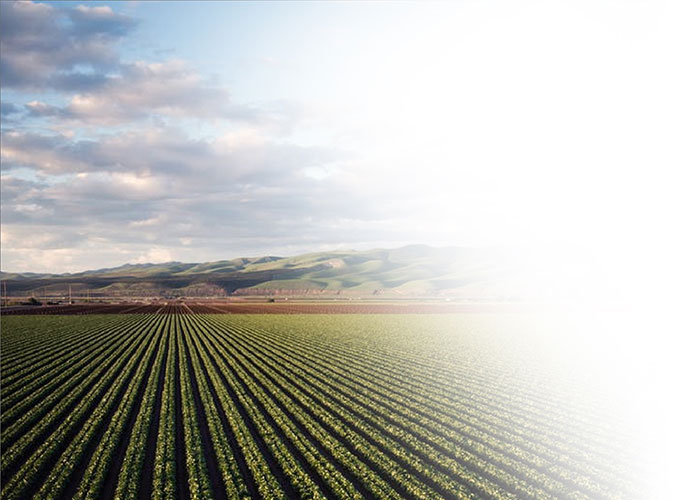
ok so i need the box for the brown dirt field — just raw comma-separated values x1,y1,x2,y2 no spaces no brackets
1,301,531,315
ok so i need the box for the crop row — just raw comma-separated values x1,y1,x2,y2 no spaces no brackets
2,314,153,431
0,313,640,500
1,315,163,500
213,316,629,498
232,315,635,475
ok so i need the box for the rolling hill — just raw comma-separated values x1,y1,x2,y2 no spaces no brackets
0,245,516,300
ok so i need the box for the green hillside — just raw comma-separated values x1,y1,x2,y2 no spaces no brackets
0,245,507,299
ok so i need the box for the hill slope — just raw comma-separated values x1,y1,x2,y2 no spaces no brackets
0,245,513,299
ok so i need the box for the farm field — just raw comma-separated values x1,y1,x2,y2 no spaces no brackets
0,312,641,500
0,301,531,316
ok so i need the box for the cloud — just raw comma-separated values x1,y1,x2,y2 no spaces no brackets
1,102,22,117
1,130,97,174
24,100,70,119
0,122,356,235
0,118,394,272
20,65,302,129
1,126,342,181
67,5,137,37
131,247,175,264
0,108,467,274
48,72,112,93
59,60,235,124
0,1,136,91
1,1,304,131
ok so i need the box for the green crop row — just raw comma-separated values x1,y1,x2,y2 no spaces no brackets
0,315,127,380
1,314,160,470
0,313,640,500
2,314,153,434
73,314,170,500
114,317,171,500
177,314,249,498
1,315,162,500
218,317,620,500
1,315,134,390
234,314,633,486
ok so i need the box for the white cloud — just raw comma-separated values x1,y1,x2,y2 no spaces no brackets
61,60,234,124
2,0,679,278
0,0,135,89
132,247,175,264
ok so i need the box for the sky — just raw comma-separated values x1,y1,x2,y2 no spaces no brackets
1,0,680,273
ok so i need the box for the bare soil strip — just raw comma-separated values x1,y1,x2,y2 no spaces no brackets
2,301,528,315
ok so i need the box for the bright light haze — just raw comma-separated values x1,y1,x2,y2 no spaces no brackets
1,0,679,273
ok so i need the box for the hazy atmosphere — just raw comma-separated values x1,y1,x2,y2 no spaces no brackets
2,3,680,499
2,0,678,274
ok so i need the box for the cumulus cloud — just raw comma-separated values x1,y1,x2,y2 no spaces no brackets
1,1,305,133
0,117,365,265
6,1,604,274
24,100,70,119
131,247,175,264
0,1,136,90
0,1,304,129
1,126,341,181
0,167,393,273
67,4,137,37
2,130,97,174
19,64,302,128
0,111,398,273
53,60,230,124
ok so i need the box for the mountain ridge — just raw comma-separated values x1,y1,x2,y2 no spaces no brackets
1,245,510,299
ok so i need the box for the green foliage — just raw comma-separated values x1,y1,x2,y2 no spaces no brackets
0,314,640,500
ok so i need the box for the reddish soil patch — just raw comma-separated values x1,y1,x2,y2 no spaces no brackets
189,301,530,314
1,301,530,315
